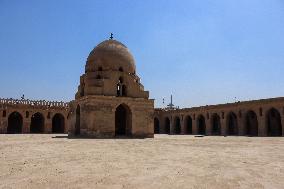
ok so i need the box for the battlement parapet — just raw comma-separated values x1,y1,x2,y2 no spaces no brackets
0,98,69,110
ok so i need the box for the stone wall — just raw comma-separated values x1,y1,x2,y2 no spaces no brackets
68,95,154,138
154,97,284,137
0,98,69,134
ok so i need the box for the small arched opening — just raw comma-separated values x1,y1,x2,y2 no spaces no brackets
266,108,282,136
122,85,127,96
174,117,181,134
119,67,123,72
7,112,23,134
52,113,65,133
115,104,132,136
211,113,221,135
154,117,160,134
165,117,170,134
30,112,45,133
245,111,258,136
197,115,206,135
75,105,80,135
3,110,6,117
226,112,238,135
116,77,125,97
184,115,192,134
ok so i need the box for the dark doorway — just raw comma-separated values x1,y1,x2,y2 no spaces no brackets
122,85,127,96
165,117,170,134
52,113,65,133
30,112,44,133
197,115,206,135
246,111,258,136
227,112,238,135
7,112,23,134
266,108,282,136
184,116,192,134
211,114,221,135
75,105,80,135
174,117,181,134
115,104,132,136
154,117,160,134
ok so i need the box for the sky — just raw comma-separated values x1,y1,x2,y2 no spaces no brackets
0,0,284,108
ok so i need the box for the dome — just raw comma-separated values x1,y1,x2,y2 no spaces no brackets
86,39,136,73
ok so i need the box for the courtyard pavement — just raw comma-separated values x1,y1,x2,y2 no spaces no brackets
0,134,283,189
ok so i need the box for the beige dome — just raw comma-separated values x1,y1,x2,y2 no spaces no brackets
86,39,136,73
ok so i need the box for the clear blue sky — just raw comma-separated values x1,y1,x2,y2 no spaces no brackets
0,0,284,108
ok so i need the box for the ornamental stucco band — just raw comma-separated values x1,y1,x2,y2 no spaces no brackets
0,38,283,137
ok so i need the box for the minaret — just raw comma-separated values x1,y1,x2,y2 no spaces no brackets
167,95,175,109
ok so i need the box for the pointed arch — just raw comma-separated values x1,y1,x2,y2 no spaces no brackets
211,113,221,135
164,117,170,134
184,115,192,134
30,112,45,133
122,85,127,96
245,110,258,136
266,108,282,136
226,112,238,135
115,104,132,136
173,116,181,134
197,115,206,135
52,113,65,133
7,112,23,134
75,105,80,135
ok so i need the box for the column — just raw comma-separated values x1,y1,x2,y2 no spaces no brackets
22,118,31,133
205,119,211,136
221,118,226,136
192,119,198,135
0,117,7,134
0,117,3,133
281,116,284,136
45,119,52,133
258,115,266,137
180,118,185,135
238,116,246,136
170,117,174,135
161,118,165,134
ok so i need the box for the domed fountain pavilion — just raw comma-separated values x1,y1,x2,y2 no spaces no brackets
68,38,154,138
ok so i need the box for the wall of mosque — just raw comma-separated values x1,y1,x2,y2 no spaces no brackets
154,97,284,137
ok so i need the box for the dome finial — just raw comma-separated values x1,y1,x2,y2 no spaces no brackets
110,33,114,40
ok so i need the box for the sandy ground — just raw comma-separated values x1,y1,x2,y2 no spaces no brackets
0,135,284,189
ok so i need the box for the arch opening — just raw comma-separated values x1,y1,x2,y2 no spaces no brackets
174,117,181,134
122,85,127,96
52,113,65,133
245,111,258,136
30,112,45,133
227,112,238,135
165,117,170,134
7,112,23,134
266,108,282,136
184,116,192,134
115,104,132,136
211,114,221,135
154,117,160,134
3,110,6,117
197,115,206,135
75,105,80,135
